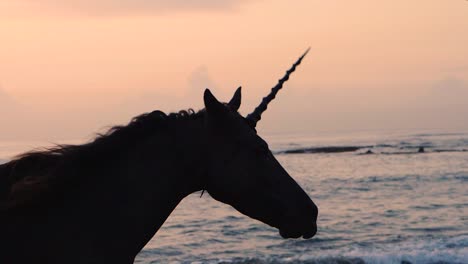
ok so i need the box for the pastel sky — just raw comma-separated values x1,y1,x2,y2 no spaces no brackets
0,0,467,141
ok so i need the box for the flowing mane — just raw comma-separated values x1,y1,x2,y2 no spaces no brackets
0,109,204,211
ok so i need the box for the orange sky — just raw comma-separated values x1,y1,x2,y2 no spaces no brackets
0,0,467,140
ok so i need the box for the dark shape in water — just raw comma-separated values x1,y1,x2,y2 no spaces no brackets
0,51,318,263
365,149,374,155
283,146,366,154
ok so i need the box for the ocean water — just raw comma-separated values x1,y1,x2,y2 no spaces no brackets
1,130,467,264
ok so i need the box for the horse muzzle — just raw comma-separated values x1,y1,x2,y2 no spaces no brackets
278,200,318,239
279,222,317,239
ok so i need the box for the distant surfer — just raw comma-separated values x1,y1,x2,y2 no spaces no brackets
418,147,425,153
365,149,374,154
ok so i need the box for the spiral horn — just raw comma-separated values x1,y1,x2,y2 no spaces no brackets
246,48,310,127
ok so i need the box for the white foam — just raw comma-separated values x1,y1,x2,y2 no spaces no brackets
298,235,468,264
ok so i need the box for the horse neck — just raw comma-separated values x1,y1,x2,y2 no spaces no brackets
165,116,209,196
79,115,209,258
0,116,209,263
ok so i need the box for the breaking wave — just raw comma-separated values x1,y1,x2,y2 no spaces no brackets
215,235,468,264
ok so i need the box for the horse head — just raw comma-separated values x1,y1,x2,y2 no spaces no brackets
202,50,318,239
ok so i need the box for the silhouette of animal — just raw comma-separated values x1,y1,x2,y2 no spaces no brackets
0,50,318,263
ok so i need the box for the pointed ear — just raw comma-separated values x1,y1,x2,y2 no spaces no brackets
228,86,242,111
204,89,225,114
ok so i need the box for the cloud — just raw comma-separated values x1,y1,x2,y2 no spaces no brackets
432,76,467,93
15,0,251,16
187,66,219,97
113,66,220,118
